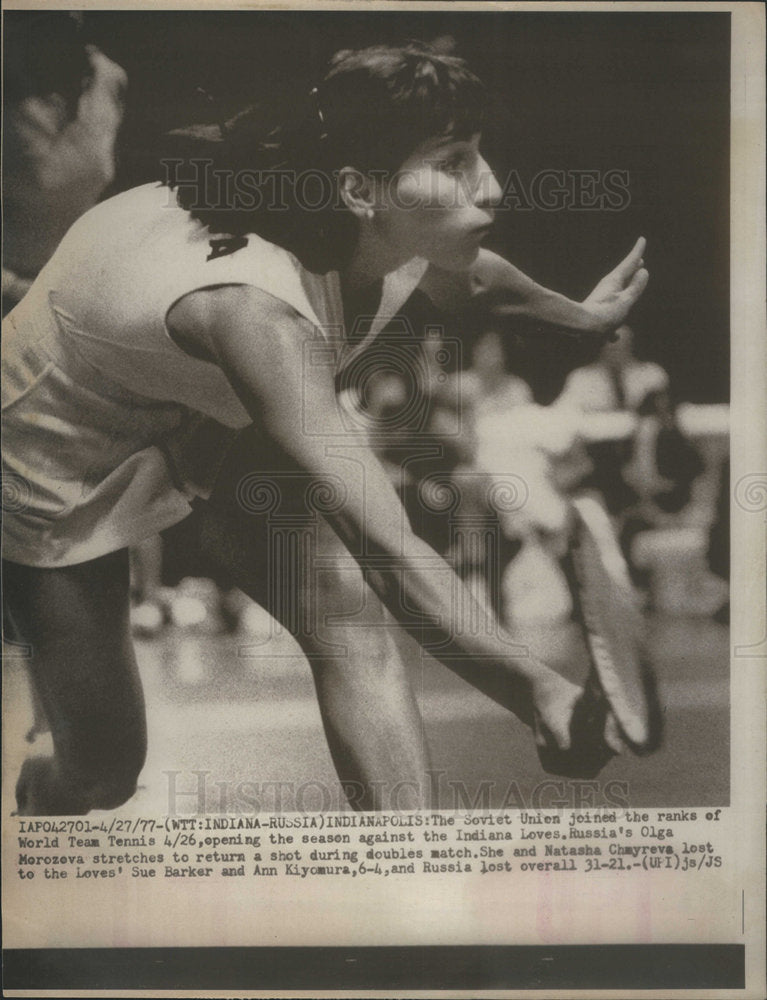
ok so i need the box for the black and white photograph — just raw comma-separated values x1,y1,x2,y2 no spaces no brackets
1,2,764,996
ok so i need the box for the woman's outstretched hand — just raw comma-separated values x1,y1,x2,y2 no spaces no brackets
531,667,623,779
531,667,582,754
582,237,649,337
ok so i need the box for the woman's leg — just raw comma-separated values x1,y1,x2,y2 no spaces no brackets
192,429,433,810
4,550,147,814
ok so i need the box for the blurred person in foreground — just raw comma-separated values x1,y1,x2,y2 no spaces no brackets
3,12,126,316
2,14,127,736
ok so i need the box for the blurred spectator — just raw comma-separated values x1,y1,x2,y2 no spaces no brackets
556,324,703,517
554,325,669,515
3,12,126,315
555,325,708,604
452,331,586,626
474,395,585,628
556,324,668,415
460,328,533,417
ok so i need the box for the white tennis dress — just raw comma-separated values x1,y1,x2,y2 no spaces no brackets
2,183,427,567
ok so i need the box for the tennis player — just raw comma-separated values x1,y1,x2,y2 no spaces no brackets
2,43,647,814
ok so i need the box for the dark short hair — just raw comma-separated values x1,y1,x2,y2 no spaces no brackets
166,42,488,272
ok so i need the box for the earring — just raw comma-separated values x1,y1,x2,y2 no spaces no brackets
365,208,374,221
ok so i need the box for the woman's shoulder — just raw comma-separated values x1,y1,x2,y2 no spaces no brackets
82,181,175,220
169,281,308,335
90,184,322,292
48,182,196,260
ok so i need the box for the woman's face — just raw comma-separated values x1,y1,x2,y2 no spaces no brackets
374,132,502,270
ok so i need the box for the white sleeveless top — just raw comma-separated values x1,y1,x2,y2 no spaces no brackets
2,183,427,566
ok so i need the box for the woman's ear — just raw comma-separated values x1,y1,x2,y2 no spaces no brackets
338,166,375,220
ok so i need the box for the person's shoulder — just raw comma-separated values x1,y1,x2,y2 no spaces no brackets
63,182,179,236
562,363,603,388
456,370,480,402
169,283,307,340
553,364,605,410
99,181,170,211
640,359,668,378
633,359,669,388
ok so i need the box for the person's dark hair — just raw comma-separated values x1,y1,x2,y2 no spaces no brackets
165,42,488,272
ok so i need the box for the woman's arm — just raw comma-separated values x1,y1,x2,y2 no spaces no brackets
168,284,583,755
419,239,649,340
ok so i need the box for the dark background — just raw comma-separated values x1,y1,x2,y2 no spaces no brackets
6,10,730,402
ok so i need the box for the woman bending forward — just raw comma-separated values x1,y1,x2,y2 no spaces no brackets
2,44,648,814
